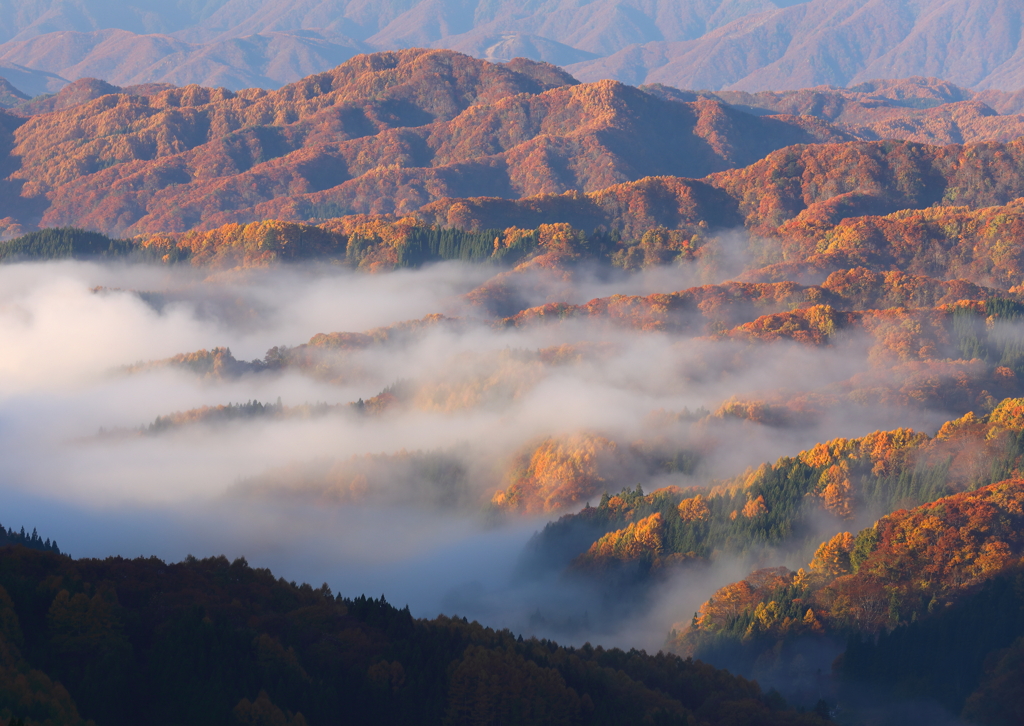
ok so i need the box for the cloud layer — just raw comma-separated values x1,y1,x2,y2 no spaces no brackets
0,258,980,649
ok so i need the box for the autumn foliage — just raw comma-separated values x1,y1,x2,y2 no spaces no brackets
679,475,1024,656
492,433,624,514
0,48,859,239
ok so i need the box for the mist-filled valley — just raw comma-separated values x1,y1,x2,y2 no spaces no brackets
6,216,1024,721
4,236,1024,711
4,30,1024,726
2,255,944,644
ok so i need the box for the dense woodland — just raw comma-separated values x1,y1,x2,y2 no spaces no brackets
0,545,829,726
0,528,59,556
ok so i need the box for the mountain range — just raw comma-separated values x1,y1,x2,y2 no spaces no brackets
0,0,1023,94
6,7,1024,724
10,50,1024,240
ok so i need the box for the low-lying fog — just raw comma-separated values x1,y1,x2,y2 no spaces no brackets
0,259,962,651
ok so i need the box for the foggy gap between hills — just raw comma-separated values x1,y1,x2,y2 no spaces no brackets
0,257,984,652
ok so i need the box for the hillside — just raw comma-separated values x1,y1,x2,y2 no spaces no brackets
0,62,65,97
0,29,370,90
0,545,828,726
8,53,1024,241
0,76,26,107
667,475,1024,721
7,52,1024,242
590,399,1023,720
406,139,1024,273
0,49,870,237
0,0,782,49
0,0,786,91
519,397,1024,577
647,77,1024,145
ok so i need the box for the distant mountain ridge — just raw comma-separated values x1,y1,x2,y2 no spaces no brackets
0,0,789,91
0,28,370,91
2,0,1024,94
9,51,1024,240
567,0,1024,91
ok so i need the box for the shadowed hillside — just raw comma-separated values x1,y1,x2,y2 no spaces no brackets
0,545,829,726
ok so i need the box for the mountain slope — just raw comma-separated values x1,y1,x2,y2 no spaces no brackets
0,49,863,236
0,0,781,48
0,61,67,96
671,474,1024,715
0,546,830,726
13,53,1024,240
0,0,783,91
0,75,26,106
644,78,1024,146
567,0,1024,92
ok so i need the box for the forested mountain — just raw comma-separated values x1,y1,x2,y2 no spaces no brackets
669,474,1024,722
489,400,1024,720
0,0,780,47
0,49,859,237
1,0,1024,92
4,14,1024,726
0,0,804,91
8,52,1024,242
0,546,829,726
517,397,1024,577
648,77,1024,145
0,77,26,106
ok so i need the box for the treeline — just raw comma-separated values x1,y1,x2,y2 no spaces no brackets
0,228,174,263
0,524,59,555
149,399,285,432
395,227,525,265
954,297,1024,376
0,547,829,726
142,398,358,433
0,220,665,273
0,224,545,270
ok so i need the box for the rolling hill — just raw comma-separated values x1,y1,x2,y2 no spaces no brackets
0,49,863,236
10,50,1024,241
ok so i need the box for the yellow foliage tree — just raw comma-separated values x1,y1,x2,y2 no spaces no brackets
678,495,711,522
742,495,768,518
809,532,855,577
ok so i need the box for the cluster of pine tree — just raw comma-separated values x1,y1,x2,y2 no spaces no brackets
0,524,59,555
